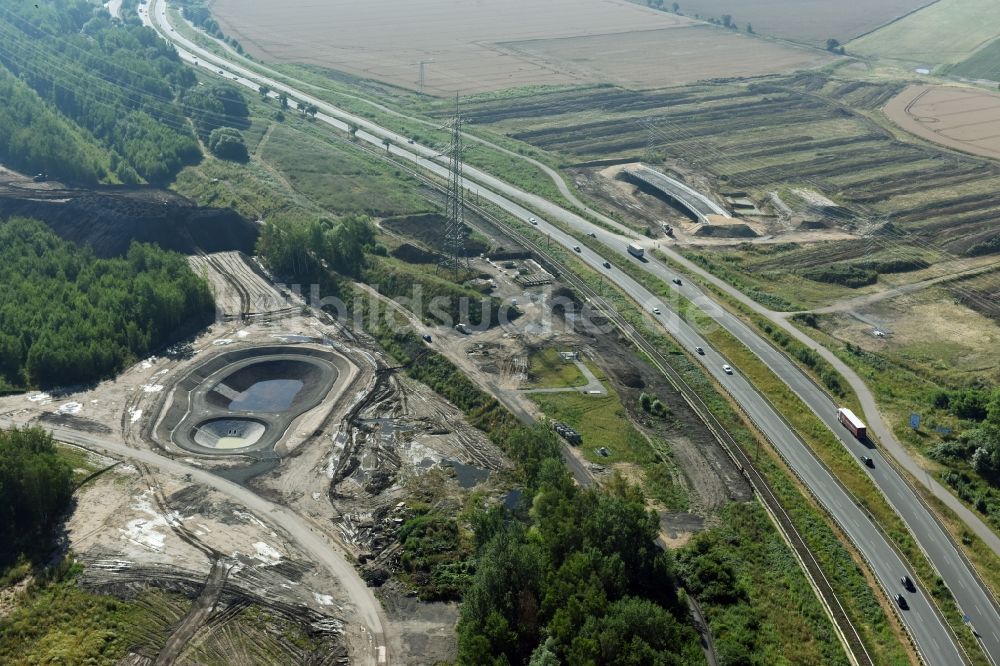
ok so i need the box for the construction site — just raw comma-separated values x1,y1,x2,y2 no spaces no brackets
0,142,762,662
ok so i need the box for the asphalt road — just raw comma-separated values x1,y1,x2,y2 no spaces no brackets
0,415,389,666
141,3,996,662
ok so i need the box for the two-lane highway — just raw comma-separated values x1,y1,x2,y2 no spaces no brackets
142,3,996,661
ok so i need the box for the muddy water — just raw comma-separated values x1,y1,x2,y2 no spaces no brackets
229,379,304,411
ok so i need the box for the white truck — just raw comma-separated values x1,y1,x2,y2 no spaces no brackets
627,243,644,259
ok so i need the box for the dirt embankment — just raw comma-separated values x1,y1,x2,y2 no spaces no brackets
0,176,257,257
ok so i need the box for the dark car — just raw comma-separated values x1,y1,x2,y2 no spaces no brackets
696,347,705,355
860,455,874,468
672,278,682,285
895,594,908,610
901,575,914,592
421,334,432,343
603,261,611,269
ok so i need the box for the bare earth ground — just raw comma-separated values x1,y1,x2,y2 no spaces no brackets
884,84,1000,160
821,286,1000,383
666,0,931,46
503,26,829,89
209,0,827,94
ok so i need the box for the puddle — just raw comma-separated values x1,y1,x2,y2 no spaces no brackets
229,379,304,411
444,459,490,488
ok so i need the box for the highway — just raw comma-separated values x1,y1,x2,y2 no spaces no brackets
140,2,998,662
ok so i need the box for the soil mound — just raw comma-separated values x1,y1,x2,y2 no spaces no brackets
693,223,758,238
0,178,257,257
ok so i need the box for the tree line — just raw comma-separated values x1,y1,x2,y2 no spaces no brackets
0,217,214,389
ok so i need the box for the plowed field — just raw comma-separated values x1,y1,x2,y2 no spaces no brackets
210,0,828,94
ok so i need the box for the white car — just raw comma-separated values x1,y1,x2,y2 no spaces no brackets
722,364,733,375
652,307,661,315
529,217,537,225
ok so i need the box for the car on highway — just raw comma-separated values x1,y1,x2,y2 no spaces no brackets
902,575,915,592
573,245,581,253
602,261,611,269
652,307,661,315
672,278,682,285
529,217,537,225
421,334,432,343
588,232,596,238
696,346,704,355
722,364,733,374
896,594,909,610
860,455,874,468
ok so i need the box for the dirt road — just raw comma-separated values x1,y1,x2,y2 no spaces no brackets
0,417,389,666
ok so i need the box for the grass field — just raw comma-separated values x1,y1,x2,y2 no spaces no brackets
525,348,587,389
950,38,1000,81
209,0,827,94
848,0,1000,65
658,0,930,46
258,124,429,218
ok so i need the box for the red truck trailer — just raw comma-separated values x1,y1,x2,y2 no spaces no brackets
838,407,867,439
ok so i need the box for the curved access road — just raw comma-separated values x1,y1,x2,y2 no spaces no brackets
1,415,389,666
142,3,992,662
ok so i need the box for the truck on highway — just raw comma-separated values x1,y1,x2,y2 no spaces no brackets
838,407,867,439
627,243,644,259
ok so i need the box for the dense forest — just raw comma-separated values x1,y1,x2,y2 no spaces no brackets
0,0,250,184
458,466,702,665
0,428,74,566
257,215,376,280
0,217,214,389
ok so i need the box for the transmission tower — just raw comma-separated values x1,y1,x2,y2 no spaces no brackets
440,103,468,278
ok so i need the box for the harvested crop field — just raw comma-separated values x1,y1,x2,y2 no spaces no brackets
443,72,1000,262
210,0,827,94
885,84,1000,160
659,0,931,46
504,26,828,89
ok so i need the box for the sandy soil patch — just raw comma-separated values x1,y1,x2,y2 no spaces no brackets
210,0,826,94
885,84,1000,160
830,287,1000,380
